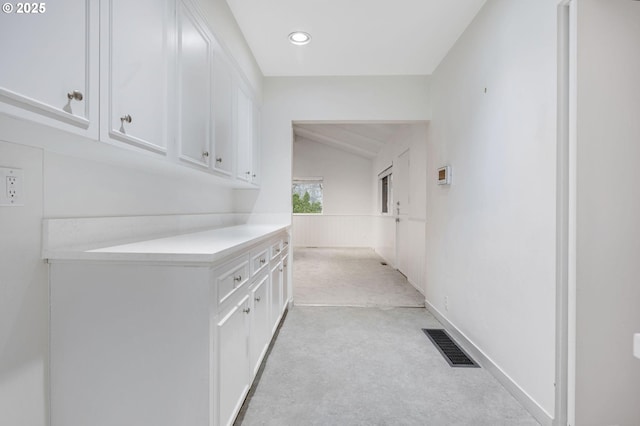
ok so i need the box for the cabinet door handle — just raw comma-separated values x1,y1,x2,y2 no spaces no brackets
255,297,261,303
120,114,132,124
260,258,266,264
243,307,251,314
216,157,223,163
202,151,210,158
234,275,242,282
279,268,283,272
276,248,280,253
252,174,257,178
67,90,83,101
245,171,251,175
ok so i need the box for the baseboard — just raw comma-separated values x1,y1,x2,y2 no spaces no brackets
424,299,553,426
407,277,425,296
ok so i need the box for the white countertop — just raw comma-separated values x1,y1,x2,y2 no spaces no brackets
43,223,289,264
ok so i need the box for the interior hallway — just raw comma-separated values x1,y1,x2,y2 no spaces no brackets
236,248,538,424
236,306,539,425
293,248,424,308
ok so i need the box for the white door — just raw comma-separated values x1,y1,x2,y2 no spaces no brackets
282,254,289,307
217,295,250,426
395,149,410,276
250,274,270,377
251,103,261,185
103,0,171,153
177,1,212,167
270,261,282,333
212,53,235,176
0,0,98,136
236,86,253,181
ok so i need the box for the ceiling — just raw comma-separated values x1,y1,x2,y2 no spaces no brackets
293,123,412,159
225,0,486,76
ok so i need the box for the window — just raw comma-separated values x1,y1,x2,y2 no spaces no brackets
292,178,323,214
379,166,392,214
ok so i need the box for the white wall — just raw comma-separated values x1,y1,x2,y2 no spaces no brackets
292,136,373,247
574,1,640,424
293,137,372,215
0,141,47,426
425,0,557,421
372,123,428,293
245,76,431,218
0,2,257,424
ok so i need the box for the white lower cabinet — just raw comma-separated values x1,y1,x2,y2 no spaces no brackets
216,294,251,426
49,230,289,426
282,253,290,309
250,273,271,376
270,259,283,334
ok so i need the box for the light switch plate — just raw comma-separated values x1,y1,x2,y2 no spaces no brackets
634,334,640,359
0,167,24,206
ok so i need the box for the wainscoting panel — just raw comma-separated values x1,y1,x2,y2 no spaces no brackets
293,215,373,247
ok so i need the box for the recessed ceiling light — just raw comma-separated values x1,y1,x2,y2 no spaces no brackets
288,31,311,46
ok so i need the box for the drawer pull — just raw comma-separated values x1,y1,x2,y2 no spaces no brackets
255,296,261,303
234,275,242,282
243,307,251,314
260,258,266,264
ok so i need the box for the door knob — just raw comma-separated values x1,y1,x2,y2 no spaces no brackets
67,90,83,101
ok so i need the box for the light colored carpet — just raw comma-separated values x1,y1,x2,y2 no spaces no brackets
236,306,539,426
293,248,424,307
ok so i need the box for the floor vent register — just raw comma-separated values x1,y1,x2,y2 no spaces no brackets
422,329,479,368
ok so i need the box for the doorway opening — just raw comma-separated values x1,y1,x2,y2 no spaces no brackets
290,121,428,307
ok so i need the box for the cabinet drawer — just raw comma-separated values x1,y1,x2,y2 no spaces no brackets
250,248,269,277
270,240,282,260
214,256,250,305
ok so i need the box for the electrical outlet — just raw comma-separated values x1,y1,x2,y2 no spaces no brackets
0,167,24,206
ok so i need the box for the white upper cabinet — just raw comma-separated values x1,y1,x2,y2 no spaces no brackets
0,0,99,137
212,54,235,177
101,0,172,154
251,103,261,186
0,0,261,187
235,86,253,183
177,0,212,168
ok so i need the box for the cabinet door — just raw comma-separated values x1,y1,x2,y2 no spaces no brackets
282,254,289,308
177,0,212,168
270,261,283,333
212,54,234,176
0,0,98,137
217,295,250,426
235,86,253,182
102,0,171,153
250,274,270,377
251,103,261,186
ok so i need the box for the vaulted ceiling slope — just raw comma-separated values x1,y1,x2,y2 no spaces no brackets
293,123,411,159
225,0,486,76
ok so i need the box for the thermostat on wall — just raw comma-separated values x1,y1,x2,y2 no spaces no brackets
437,166,451,185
